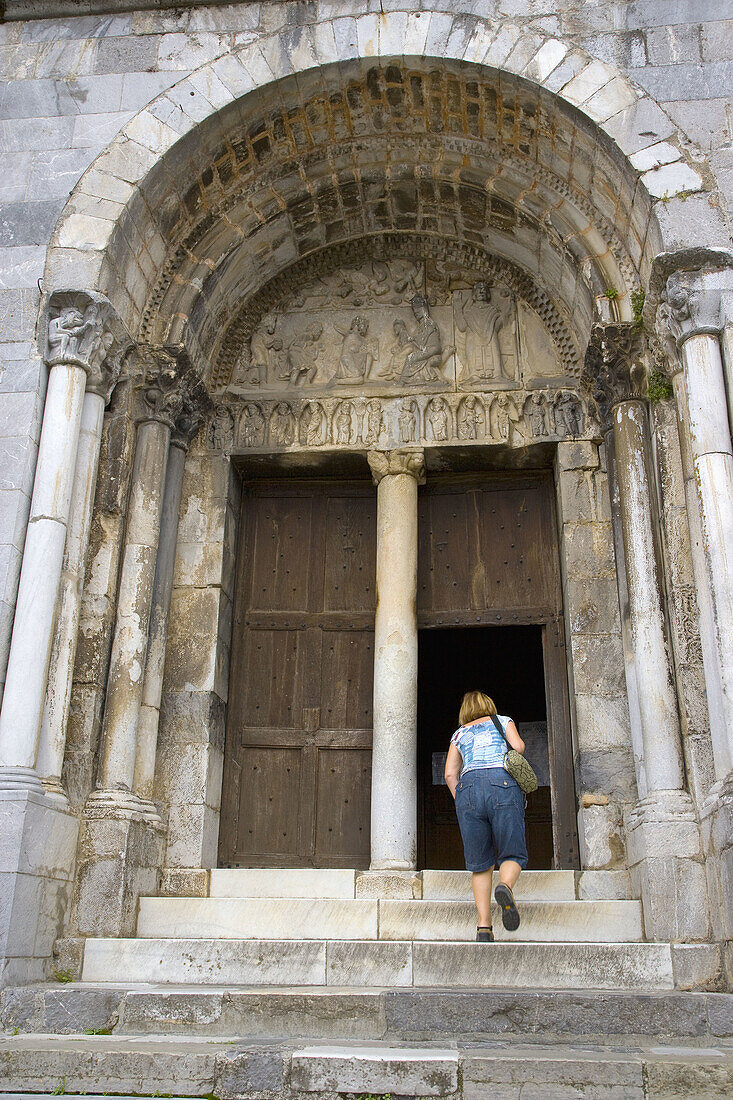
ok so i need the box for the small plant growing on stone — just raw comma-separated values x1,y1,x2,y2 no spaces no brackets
631,288,645,328
604,286,619,301
53,969,74,984
647,369,673,403
85,1027,113,1035
52,1079,66,1095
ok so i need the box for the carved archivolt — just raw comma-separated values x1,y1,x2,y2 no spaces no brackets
206,388,593,454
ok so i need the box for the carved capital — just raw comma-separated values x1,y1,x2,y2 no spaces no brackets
130,346,186,429
581,323,647,430
43,290,130,403
650,302,683,377
171,395,206,450
662,267,733,345
368,449,426,485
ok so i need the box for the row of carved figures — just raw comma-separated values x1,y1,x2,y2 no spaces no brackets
208,389,590,452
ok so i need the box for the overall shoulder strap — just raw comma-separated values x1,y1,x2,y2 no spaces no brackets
490,715,507,741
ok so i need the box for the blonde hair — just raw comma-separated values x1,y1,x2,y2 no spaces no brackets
459,690,497,726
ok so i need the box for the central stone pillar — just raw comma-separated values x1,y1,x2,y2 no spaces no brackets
367,449,425,871
584,324,708,942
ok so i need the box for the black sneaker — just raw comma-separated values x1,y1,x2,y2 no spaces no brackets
476,926,494,942
494,883,520,931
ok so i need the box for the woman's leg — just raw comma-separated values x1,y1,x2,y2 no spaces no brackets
498,859,521,890
471,867,494,928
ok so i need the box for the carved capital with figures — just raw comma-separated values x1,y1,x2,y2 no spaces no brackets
44,290,130,404
581,322,647,431
368,448,426,485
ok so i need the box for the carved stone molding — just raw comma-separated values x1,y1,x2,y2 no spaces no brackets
368,449,426,485
582,322,647,430
650,302,683,378
43,290,130,403
171,397,206,451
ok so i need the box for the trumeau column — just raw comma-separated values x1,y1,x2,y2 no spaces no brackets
88,349,185,815
367,449,425,872
134,399,204,810
0,292,125,793
37,350,126,804
583,323,707,942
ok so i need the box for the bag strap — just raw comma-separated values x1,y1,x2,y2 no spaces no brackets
490,715,507,742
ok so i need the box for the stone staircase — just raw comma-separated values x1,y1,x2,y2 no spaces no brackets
79,867,690,990
3,869,732,1098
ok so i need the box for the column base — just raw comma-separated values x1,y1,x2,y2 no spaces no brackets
70,792,166,938
0,787,78,988
0,765,45,794
626,789,709,942
40,776,71,809
369,858,416,872
700,772,733,946
357,869,422,899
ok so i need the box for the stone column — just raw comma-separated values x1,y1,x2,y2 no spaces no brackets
134,400,204,809
88,350,185,812
0,294,120,793
367,449,424,872
583,324,707,942
37,355,124,803
0,292,126,984
658,259,733,949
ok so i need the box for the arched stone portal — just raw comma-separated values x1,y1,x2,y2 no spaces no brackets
2,17,732,985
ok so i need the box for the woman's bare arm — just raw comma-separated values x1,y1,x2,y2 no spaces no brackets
444,742,463,798
504,719,525,754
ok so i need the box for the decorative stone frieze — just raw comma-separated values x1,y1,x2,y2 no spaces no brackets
367,449,426,485
582,323,647,431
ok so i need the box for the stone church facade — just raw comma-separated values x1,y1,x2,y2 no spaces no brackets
0,0,732,998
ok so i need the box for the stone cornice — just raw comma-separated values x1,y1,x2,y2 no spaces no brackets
368,449,426,485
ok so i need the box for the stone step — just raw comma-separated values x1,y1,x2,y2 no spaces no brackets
136,896,643,942
81,937,674,989
2,1033,732,1099
3,984,730,1039
421,868,576,901
208,867,581,901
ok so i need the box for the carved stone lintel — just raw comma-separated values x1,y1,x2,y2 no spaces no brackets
581,322,647,431
368,449,426,485
44,290,130,404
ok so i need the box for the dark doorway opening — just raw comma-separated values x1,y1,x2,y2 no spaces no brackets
417,625,553,871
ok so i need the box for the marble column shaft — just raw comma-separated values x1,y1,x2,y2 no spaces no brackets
37,390,107,798
368,449,424,871
612,399,686,795
134,438,187,804
0,362,88,785
95,414,171,799
679,332,733,773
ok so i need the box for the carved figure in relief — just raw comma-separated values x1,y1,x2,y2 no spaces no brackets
208,404,235,451
454,282,514,383
335,401,356,445
335,316,377,382
554,390,583,437
241,402,265,448
426,397,450,442
283,323,323,385
400,296,444,384
490,393,513,441
457,395,484,441
301,402,326,446
48,306,96,363
382,319,412,381
270,402,295,446
526,393,550,437
398,399,419,443
250,316,284,384
362,400,385,447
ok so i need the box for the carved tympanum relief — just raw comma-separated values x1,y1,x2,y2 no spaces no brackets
228,259,562,398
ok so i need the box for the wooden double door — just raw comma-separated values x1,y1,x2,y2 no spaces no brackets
219,472,578,869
